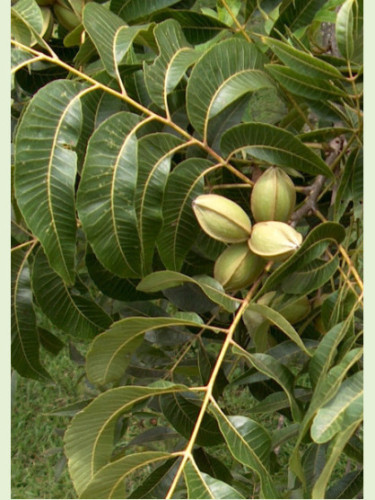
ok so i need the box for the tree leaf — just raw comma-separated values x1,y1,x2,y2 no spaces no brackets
186,38,271,140
160,393,224,447
266,64,346,101
137,270,240,312
86,316,204,385
184,460,245,499
311,420,361,499
85,252,154,302
151,10,229,44
198,343,229,400
128,457,180,499
15,80,89,285
220,123,334,178
244,303,311,356
111,0,181,23
335,0,355,60
326,469,363,499
65,383,187,496
11,0,43,46
311,371,363,443
77,112,146,278
11,244,50,380
257,222,345,296
38,327,64,356
83,3,153,86
231,344,302,421
80,452,173,499
272,0,328,34
263,36,343,79
281,255,340,295
210,405,278,499
136,133,187,274
144,19,198,111
192,448,233,486
157,158,215,270
32,248,112,339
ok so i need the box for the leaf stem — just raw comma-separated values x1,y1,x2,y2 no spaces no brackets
165,276,263,498
220,0,251,42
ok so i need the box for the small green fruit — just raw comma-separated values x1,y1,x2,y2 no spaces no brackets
36,0,56,5
214,243,265,291
251,167,296,222
243,291,276,331
54,3,80,31
192,194,252,243
248,221,303,261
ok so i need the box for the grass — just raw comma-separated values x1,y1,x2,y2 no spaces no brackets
11,342,87,499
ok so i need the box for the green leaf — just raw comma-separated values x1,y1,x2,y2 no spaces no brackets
232,344,302,421
311,371,363,443
77,112,145,278
38,327,64,356
335,0,355,60
157,158,215,270
263,37,343,79
144,19,199,110
136,133,186,274
32,248,112,339
186,38,271,140
311,421,361,499
198,343,229,400
244,303,311,356
221,122,333,178
192,448,233,486
80,451,172,498
184,460,245,499
65,383,187,496
326,469,363,499
137,271,240,312
15,80,89,285
85,252,154,302
302,443,328,488
299,127,353,143
11,245,50,381
151,10,229,44
210,405,278,499
83,3,153,84
266,65,346,101
11,0,43,46
160,393,224,447
111,0,181,23
281,255,340,295
128,457,179,499
86,316,204,385
273,0,328,34
258,222,345,296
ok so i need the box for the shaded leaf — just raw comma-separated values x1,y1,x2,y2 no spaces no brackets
273,0,328,34
80,451,172,499
11,244,50,380
263,36,343,79
32,248,112,339
38,327,64,356
86,316,204,385
266,65,346,101
326,469,363,499
15,80,89,285
137,270,240,312
157,158,215,270
198,343,229,400
65,383,187,496
128,457,180,499
160,393,224,447
184,460,244,499
186,38,270,139
192,448,233,486
111,0,181,23
220,123,334,178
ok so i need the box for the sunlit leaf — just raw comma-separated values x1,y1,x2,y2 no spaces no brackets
15,80,89,285
65,383,187,496
111,0,181,23
220,122,333,178
335,0,355,60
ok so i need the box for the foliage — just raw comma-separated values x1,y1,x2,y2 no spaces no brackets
11,0,363,498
